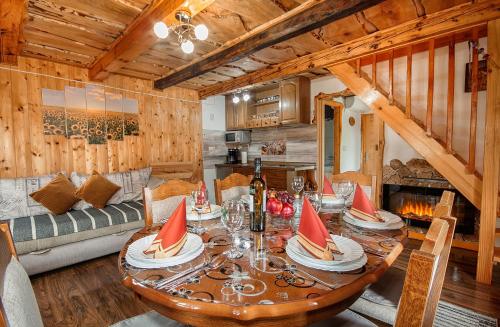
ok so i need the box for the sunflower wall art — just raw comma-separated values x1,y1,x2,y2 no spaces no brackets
41,85,140,144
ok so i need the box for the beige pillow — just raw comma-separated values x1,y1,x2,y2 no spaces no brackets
75,171,121,209
30,173,79,215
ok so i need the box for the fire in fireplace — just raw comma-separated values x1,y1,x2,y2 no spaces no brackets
383,184,478,234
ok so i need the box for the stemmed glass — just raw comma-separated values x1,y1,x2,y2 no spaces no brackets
303,191,322,213
337,181,355,212
292,176,305,196
191,190,209,235
221,200,245,259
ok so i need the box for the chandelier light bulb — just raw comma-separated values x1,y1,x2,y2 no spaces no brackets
181,40,194,54
232,95,240,104
194,24,209,41
153,22,169,39
243,93,250,102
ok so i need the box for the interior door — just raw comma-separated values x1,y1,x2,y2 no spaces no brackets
361,113,384,205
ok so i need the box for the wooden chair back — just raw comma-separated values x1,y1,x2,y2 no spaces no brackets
433,191,455,218
214,173,253,205
330,171,377,202
0,223,17,327
143,179,199,226
395,216,457,327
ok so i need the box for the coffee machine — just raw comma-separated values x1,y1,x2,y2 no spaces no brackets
227,148,240,164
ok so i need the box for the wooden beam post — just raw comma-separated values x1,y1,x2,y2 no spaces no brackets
476,19,500,285
89,0,216,81
446,40,455,153
0,0,26,64
406,47,412,118
427,39,435,136
199,0,500,98
468,28,480,173
154,0,384,89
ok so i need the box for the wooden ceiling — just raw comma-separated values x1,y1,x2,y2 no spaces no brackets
17,0,470,92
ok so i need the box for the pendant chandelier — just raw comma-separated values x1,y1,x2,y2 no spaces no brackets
153,9,208,54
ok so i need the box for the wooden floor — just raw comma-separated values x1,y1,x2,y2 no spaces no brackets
30,240,500,327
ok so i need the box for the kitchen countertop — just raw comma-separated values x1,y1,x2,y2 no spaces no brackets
215,161,316,171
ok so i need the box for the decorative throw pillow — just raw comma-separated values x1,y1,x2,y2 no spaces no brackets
71,167,151,210
75,171,121,209
29,174,79,215
0,174,60,220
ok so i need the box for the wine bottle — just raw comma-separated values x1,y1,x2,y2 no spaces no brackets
249,158,266,232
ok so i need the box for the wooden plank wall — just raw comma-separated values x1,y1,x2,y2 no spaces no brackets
0,57,202,181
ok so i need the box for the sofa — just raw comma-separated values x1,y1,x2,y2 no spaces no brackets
0,168,164,275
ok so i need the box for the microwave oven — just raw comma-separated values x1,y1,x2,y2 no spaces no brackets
225,130,251,144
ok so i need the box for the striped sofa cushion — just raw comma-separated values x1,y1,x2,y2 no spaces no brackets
10,201,144,255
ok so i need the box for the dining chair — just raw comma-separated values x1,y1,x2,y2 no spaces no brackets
348,215,457,326
143,179,200,227
330,171,377,203
214,173,253,205
0,223,183,327
432,190,455,218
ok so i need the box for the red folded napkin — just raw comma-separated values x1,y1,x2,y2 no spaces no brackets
349,184,384,222
144,198,188,259
322,176,335,195
297,197,342,260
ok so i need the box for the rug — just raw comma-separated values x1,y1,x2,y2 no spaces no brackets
434,301,498,327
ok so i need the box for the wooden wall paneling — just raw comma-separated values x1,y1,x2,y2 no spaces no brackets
71,139,86,174
22,59,45,176
10,69,31,177
476,19,500,285
0,67,16,178
446,40,455,153
468,28,479,174
389,49,394,104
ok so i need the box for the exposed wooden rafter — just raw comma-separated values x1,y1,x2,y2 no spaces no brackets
153,0,384,90
89,0,215,81
0,0,26,64
199,0,500,98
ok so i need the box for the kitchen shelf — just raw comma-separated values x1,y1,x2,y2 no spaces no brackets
252,99,280,106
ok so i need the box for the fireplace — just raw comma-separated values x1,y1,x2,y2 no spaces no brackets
382,159,479,235
382,184,478,234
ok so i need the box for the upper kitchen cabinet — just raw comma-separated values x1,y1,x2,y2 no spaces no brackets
280,77,311,125
225,95,248,130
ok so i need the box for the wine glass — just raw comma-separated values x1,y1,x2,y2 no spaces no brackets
221,200,245,259
303,191,322,213
191,190,209,234
292,176,305,196
337,181,355,212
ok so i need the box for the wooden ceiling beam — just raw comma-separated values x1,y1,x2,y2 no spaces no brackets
0,0,26,64
153,0,385,90
199,0,500,98
89,0,215,81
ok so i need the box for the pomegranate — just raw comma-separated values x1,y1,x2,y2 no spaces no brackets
280,202,294,219
266,197,283,215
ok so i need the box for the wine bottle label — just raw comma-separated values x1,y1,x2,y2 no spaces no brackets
262,190,266,212
249,195,254,212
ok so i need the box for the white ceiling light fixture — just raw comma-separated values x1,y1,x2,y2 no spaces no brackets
153,8,209,55
242,93,250,102
232,94,240,104
153,22,169,39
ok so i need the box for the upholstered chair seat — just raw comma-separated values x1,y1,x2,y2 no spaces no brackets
349,267,406,325
310,309,377,327
110,311,184,327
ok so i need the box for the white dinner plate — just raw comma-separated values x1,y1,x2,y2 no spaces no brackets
287,249,368,272
125,233,204,268
187,204,222,221
343,210,404,230
286,234,364,265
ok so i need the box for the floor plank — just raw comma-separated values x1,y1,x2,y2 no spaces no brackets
30,240,500,326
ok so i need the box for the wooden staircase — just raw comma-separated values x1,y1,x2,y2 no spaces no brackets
327,23,500,284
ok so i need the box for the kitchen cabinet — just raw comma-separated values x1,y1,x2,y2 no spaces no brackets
225,96,248,130
280,76,311,125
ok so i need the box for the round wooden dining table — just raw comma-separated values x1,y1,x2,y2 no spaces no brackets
118,212,407,327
